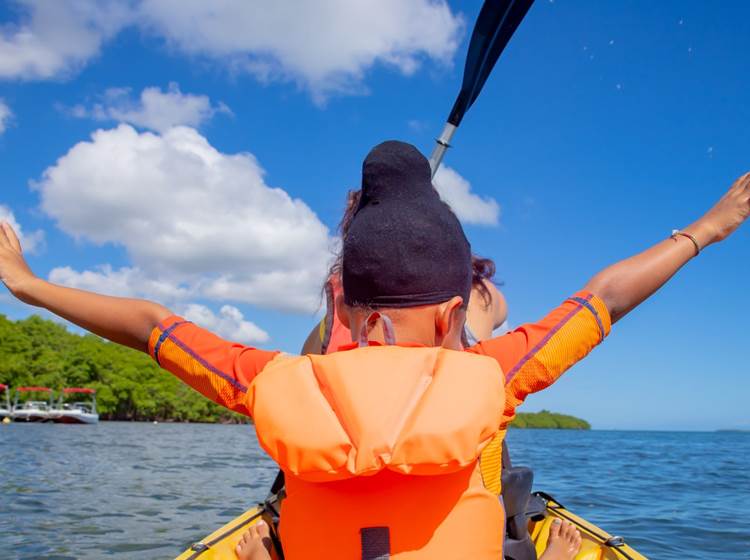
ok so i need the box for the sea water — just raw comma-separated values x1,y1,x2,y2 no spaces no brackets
1,423,748,559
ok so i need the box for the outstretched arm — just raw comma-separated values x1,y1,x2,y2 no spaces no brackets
474,173,750,428
0,222,171,352
585,173,750,323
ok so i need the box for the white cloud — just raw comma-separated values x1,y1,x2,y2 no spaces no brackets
137,0,463,100
0,99,11,134
35,124,334,314
37,266,268,343
0,0,131,80
407,119,428,133
177,303,269,344
1,1,462,100
433,166,500,226
70,83,231,133
0,204,44,253
48,265,192,302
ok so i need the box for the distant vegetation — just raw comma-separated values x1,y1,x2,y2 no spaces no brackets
510,410,590,430
2,314,593,428
0,314,244,423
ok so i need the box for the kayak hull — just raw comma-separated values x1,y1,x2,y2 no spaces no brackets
174,492,647,559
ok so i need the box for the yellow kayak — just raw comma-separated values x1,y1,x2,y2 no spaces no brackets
529,493,646,560
175,491,647,560
175,504,270,560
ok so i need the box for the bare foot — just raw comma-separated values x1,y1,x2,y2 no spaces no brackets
235,520,272,560
538,518,582,560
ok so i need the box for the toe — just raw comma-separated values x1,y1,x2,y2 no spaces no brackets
564,524,581,554
256,520,269,538
549,518,562,539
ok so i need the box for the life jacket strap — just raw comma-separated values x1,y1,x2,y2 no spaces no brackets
360,526,390,560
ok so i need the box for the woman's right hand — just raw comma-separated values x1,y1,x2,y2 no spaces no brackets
0,221,39,303
692,172,750,248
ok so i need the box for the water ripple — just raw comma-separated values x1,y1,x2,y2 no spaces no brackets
1,423,748,559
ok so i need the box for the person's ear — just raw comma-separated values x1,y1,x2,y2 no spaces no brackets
435,296,466,347
334,293,351,330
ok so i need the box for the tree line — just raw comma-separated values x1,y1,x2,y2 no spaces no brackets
0,314,243,422
1,314,590,428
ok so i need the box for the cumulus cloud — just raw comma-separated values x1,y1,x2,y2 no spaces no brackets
70,83,231,132
0,204,44,253
48,265,192,302
0,99,11,134
1,1,462,99
433,166,500,226
0,0,131,80
35,124,334,314
137,0,463,99
178,303,269,344
46,266,267,343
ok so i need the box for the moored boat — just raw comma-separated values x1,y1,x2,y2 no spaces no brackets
0,384,11,422
11,387,54,422
49,388,99,424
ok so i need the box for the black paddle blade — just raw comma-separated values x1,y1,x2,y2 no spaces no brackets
447,0,535,126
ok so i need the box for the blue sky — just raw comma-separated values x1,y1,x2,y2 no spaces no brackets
1,0,748,431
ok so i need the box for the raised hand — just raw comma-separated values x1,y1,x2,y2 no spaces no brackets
585,172,750,323
694,172,750,247
0,220,169,351
0,221,37,303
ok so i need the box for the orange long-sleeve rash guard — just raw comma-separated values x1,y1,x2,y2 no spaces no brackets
148,290,610,424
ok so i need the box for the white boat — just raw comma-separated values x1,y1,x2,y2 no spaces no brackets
50,388,99,424
12,387,54,422
0,384,11,422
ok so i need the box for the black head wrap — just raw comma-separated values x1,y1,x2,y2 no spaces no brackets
342,140,472,308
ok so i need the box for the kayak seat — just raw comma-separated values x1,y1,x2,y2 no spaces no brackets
502,466,542,560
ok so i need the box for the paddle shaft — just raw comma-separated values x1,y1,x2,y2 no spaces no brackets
428,0,535,177
429,123,457,177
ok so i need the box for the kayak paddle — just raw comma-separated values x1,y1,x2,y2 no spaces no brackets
429,0,535,177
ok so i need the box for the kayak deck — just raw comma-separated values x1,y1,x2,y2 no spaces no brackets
530,494,646,560
175,506,267,560
175,492,646,559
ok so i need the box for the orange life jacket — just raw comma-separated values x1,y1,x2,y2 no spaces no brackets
249,345,506,559
319,275,508,497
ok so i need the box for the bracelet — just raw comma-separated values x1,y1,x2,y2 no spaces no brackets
671,229,701,256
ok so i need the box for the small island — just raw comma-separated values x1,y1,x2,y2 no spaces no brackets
510,410,590,430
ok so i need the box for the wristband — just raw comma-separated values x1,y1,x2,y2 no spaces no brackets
671,229,701,256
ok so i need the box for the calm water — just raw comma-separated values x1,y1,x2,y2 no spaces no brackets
1,423,748,559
